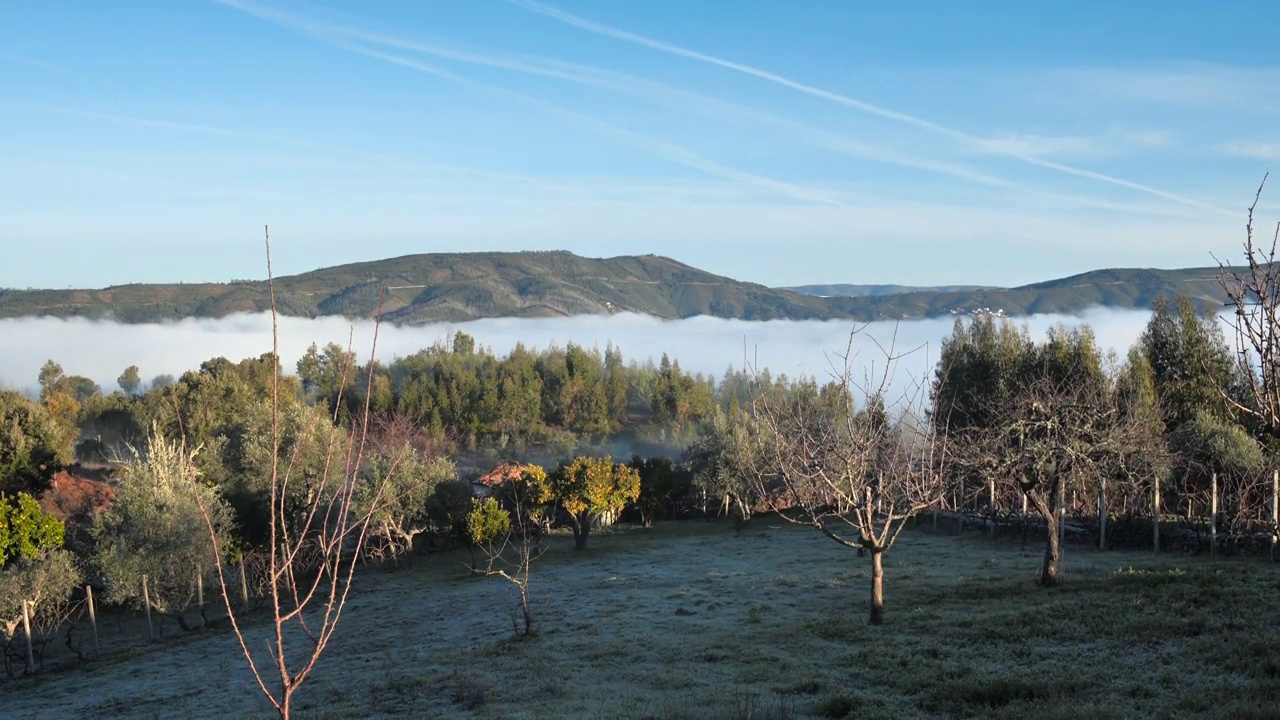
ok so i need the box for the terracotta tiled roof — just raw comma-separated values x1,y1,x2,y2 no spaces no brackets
38,467,116,524
477,462,534,487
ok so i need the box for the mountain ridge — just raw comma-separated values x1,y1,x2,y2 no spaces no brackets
0,250,1239,324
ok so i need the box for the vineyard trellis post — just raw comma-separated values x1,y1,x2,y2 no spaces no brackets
1210,472,1218,557
142,575,154,641
86,585,100,657
21,600,34,672
1153,474,1161,554
1099,478,1107,551
1272,469,1278,562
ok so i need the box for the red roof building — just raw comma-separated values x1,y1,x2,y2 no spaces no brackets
477,461,536,488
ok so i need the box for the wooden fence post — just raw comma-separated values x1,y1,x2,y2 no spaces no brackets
1272,469,1278,563
240,561,250,609
1021,493,1029,550
1099,478,1108,551
22,599,35,672
142,575,154,641
988,479,997,538
1210,472,1218,558
1058,481,1066,549
197,564,204,609
86,585,100,657
1153,474,1161,554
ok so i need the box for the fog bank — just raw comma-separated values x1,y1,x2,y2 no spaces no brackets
0,308,1177,400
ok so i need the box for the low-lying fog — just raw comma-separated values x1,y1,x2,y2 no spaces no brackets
0,308,1194,401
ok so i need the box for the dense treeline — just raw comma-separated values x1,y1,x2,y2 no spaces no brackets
2,289,1277,676
929,296,1273,585
297,333,734,447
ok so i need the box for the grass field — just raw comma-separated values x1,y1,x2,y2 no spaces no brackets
4,520,1279,719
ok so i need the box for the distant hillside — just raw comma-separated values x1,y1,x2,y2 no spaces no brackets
822,266,1232,320
0,252,1239,324
0,251,837,324
783,283,999,298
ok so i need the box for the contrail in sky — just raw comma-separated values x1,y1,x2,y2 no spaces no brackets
508,0,1237,217
220,0,848,207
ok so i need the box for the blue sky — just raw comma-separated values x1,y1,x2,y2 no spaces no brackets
3,0,1279,290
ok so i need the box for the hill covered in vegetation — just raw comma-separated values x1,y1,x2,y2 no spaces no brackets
0,251,1239,323
823,265,1234,319
0,251,835,324
781,283,998,297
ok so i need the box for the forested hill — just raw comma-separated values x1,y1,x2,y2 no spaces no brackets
781,283,998,297
820,265,1234,319
0,251,833,324
0,251,1239,324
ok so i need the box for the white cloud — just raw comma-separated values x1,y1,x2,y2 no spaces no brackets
0,309,1172,408
1222,142,1280,161
1050,64,1280,109
969,129,1178,160
969,133,1107,159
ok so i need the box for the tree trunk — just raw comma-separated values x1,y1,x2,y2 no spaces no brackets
518,583,533,636
869,549,884,625
1026,489,1061,587
572,515,590,550
1041,514,1062,587
171,612,193,632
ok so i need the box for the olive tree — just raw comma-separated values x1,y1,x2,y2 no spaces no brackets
358,442,458,560
0,550,81,675
684,407,771,525
93,427,235,630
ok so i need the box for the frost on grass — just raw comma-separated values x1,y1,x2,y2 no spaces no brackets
4,524,1279,719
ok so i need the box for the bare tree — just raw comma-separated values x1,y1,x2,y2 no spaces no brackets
746,325,946,625
188,227,402,720
1215,174,1280,440
466,493,546,637
958,372,1166,586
